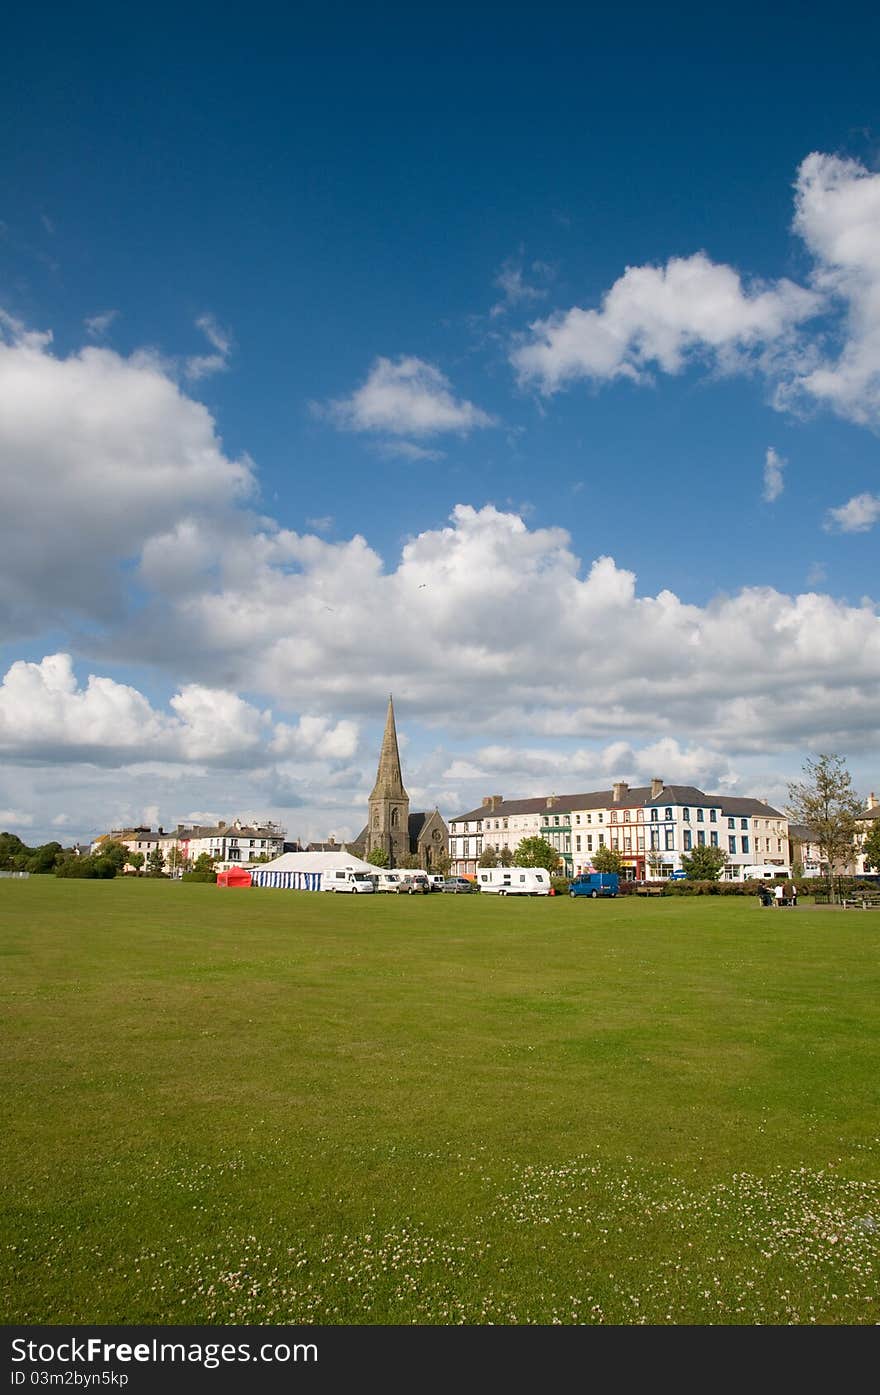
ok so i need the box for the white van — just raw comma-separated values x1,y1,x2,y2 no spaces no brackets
322,869,375,893
372,871,403,893
475,866,551,896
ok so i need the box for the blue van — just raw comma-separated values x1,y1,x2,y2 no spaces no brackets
569,873,619,898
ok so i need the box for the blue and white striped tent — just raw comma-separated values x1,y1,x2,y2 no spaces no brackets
250,850,378,892
252,868,324,891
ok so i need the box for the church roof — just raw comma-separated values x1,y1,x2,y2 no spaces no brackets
369,696,408,802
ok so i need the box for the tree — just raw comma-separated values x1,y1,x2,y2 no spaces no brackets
366,845,389,867
431,852,451,877
514,836,561,874
100,840,129,873
680,844,728,881
0,832,27,870
498,847,514,867
646,849,663,879
861,821,880,873
166,846,190,877
192,852,216,875
23,841,63,874
787,754,862,903
592,845,624,874
397,852,421,869
127,851,145,874
146,845,166,877
478,845,499,867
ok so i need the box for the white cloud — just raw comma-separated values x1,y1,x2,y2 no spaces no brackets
321,355,495,438
0,654,361,770
271,714,359,761
0,808,34,827
184,313,234,381
763,446,785,502
117,503,880,762
379,439,445,461
84,310,119,338
824,492,880,533
785,153,880,425
490,256,550,318
512,252,818,392
0,311,253,635
511,152,880,430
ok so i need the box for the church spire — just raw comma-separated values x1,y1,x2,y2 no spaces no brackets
369,695,408,802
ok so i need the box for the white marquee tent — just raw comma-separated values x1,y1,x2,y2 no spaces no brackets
250,850,377,892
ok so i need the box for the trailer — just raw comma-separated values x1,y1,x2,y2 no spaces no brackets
475,866,551,896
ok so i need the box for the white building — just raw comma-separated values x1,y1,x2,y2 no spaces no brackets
450,781,789,880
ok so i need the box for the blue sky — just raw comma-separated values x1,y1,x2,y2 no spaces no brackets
1,2,879,844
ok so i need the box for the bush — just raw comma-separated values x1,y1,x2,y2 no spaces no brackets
181,869,217,884
55,855,117,879
551,876,570,896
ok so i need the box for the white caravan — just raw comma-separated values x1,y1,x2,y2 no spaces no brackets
372,871,404,892
476,866,551,896
322,869,375,893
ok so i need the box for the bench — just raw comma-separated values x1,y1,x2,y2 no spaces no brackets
842,894,880,910
635,886,665,896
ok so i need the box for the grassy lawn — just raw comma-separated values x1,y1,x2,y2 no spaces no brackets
2,878,879,1325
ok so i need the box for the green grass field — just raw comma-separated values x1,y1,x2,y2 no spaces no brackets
2,878,879,1325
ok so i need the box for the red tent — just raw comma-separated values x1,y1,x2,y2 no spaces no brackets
216,867,253,888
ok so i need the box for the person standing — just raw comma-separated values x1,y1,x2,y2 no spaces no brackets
774,882,784,907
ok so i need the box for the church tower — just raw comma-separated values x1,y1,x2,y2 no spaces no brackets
366,696,410,867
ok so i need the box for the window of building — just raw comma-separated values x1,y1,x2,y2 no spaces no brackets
665,830,674,850
575,814,580,824
638,835,645,851
683,807,690,821
741,818,748,830
710,809,717,822
624,836,631,851
575,835,581,851
650,829,659,850
742,836,750,854
683,830,692,851
696,808,704,822
710,832,718,847
587,835,593,852
598,834,605,847
728,836,736,853
664,808,672,821
651,808,658,822
598,813,603,822
697,831,705,846
728,817,735,829
611,836,619,850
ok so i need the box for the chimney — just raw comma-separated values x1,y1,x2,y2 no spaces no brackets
482,795,503,812
546,794,558,809
868,792,878,810
651,777,663,799
612,781,629,803
158,826,164,835
218,820,226,829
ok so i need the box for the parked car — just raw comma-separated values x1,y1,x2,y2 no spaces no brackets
426,874,445,892
441,876,476,893
396,873,430,894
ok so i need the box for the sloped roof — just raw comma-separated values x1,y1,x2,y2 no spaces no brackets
256,850,378,874
453,784,786,822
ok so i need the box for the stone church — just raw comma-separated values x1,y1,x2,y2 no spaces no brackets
349,697,448,870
